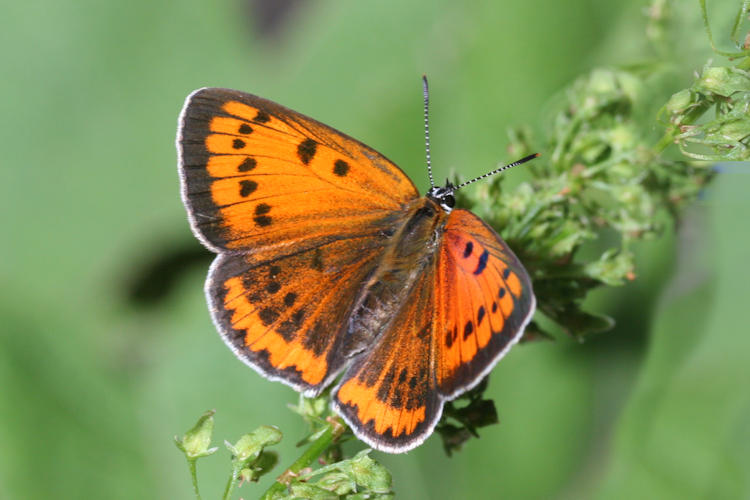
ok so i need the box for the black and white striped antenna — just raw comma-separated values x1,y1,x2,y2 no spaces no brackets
422,75,435,189
453,153,540,191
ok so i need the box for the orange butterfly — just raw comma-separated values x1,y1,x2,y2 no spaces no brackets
177,79,537,453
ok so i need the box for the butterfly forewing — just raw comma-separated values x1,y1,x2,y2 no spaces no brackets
434,209,535,398
178,88,419,256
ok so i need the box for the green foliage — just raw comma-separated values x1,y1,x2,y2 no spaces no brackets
175,411,286,499
176,406,392,500
663,65,750,160
459,63,716,340
290,449,393,499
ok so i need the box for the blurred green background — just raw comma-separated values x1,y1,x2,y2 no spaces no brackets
1,0,749,498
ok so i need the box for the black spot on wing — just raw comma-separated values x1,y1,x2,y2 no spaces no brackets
254,216,272,227
254,203,272,227
463,241,473,258
237,157,257,172
477,306,485,326
333,159,350,177
297,138,317,165
474,249,489,275
232,138,245,149
463,321,474,340
277,308,306,341
259,307,279,326
239,180,257,197
238,123,253,134
253,110,270,123
445,327,457,348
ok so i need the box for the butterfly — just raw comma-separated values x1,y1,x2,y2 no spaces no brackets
177,79,537,453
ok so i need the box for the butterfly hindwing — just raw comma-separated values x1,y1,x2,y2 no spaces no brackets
178,88,418,258
333,259,441,453
434,209,535,398
208,233,389,394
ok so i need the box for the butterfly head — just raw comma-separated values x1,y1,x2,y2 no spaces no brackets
426,181,456,213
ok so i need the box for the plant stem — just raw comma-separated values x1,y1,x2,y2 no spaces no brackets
259,420,344,500
188,458,202,500
222,461,243,500
653,129,676,154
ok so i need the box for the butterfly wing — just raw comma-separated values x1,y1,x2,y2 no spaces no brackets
208,236,385,394
177,88,420,394
178,87,418,260
434,209,535,398
333,258,441,453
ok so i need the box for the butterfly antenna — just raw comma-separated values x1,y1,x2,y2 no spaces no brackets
453,153,541,191
422,75,435,188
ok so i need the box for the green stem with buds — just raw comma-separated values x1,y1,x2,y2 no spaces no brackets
259,420,345,500
188,459,202,500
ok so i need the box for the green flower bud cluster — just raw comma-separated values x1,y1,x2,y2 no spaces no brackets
664,65,750,161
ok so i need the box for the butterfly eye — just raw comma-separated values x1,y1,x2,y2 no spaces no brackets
443,194,455,208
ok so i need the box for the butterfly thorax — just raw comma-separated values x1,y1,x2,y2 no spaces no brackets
344,197,448,356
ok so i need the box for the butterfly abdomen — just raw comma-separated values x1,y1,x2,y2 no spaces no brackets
344,197,447,356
